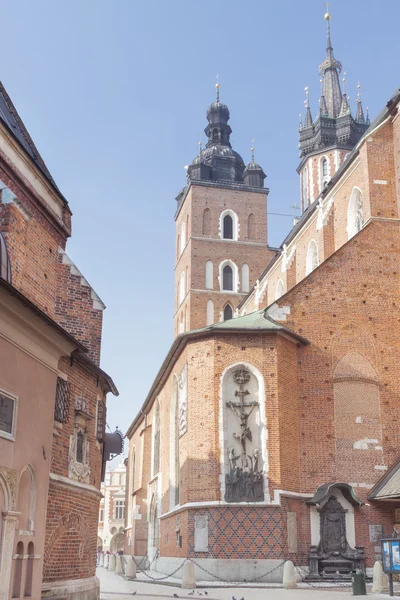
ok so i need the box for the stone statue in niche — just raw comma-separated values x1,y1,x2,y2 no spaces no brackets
224,369,264,502
309,495,365,578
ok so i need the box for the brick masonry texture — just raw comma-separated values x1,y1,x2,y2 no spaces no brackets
126,110,400,570
0,113,110,593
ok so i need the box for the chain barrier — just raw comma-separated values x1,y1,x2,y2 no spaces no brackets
294,565,352,589
190,557,286,585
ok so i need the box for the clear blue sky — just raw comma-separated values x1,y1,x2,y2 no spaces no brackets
2,0,398,432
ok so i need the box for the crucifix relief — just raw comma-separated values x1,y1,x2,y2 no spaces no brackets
224,368,264,503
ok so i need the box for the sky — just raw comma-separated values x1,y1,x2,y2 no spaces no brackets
1,0,399,435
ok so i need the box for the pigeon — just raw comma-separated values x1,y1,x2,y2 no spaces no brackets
188,592,195,596
173,595,179,598
204,593,208,596
132,593,137,596
240,597,245,600
232,597,237,600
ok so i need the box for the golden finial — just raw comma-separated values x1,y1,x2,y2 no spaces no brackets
324,1,331,20
216,74,220,102
251,139,255,162
342,71,347,94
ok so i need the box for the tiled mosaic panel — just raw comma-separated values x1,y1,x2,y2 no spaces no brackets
188,506,287,559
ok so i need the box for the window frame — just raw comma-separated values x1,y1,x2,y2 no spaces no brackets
219,260,238,293
219,209,239,241
0,387,18,442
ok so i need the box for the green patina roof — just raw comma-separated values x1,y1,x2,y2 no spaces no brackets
191,308,308,343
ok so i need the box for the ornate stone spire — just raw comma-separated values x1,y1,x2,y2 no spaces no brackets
319,10,343,118
355,82,366,124
339,73,351,116
304,87,313,129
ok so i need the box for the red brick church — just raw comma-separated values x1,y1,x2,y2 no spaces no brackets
125,12,400,581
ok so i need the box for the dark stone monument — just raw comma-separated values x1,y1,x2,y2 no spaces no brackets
309,495,365,579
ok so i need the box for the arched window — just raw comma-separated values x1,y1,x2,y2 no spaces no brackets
205,260,213,289
0,233,12,283
222,265,233,291
220,210,238,241
24,542,34,597
223,215,233,239
223,304,233,321
206,299,214,326
180,222,186,253
275,279,284,300
347,187,364,240
18,467,35,532
320,157,329,191
241,263,249,292
153,400,160,476
248,213,256,239
302,167,309,208
179,271,185,305
202,208,211,236
13,541,24,598
306,240,319,275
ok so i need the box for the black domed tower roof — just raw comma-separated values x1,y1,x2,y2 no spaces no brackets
187,83,255,185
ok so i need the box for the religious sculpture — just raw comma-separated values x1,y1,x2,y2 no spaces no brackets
224,369,264,502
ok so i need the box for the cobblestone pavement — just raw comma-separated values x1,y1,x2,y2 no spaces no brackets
97,567,392,599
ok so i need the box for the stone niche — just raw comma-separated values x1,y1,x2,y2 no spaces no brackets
221,365,264,503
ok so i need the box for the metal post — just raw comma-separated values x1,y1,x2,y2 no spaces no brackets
389,573,394,597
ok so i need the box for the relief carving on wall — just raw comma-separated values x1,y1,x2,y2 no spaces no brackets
178,364,188,437
0,467,18,510
225,369,264,503
68,425,91,483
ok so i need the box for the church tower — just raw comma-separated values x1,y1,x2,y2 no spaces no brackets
174,84,273,336
298,11,370,212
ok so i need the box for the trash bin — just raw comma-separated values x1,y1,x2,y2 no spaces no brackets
351,570,367,596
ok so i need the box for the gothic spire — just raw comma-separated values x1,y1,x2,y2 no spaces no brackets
319,10,343,118
339,73,351,117
355,82,366,124
304,87,313,129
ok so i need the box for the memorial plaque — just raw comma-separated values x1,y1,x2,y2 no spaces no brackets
369,524,384,543
194,515,208,552
287,512,298,553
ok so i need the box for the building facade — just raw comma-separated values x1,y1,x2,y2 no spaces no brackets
98,462,126,553
0,81,120,600
125,13,400,582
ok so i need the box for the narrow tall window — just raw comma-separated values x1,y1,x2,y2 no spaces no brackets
222,265,233,291
0,232,12,283
206,299,214,326
76,431,84,463
322,158,328,177
205,260,213,289
320,157,329,191
179,271,185,305
347,188,364,239
223,304,233,321
306,240,319,275
24,542,34,597
241,263,249,292
153,401,160,475
54,378,70,423
248,213,256,240
202,208,211,236
275,279,284,300
223,215,233,239
302,167,309,208
180,222,186,253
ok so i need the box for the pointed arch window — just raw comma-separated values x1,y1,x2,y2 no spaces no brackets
202,208,211,236
248,213,256,240
241,263,249,292
223,304,233,321
0,233,12,283
223,215,233,240
206,299,214,326
222,265,233,291
347,187,364,240
320,157,329,191
275,279,284,300
205,260,213,289
153,400,160,476
306,240,319,275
